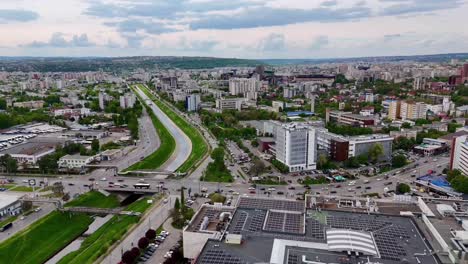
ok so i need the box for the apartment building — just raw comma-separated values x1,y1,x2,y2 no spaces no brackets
273,123,317,172
228,78,259,96
400,101,427,120
387,100,401,120
186,94,201,112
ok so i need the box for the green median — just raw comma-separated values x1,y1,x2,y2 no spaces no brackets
125,86,176,171
137,84,209,173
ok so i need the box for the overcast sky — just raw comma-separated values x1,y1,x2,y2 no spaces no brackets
0,0,467,59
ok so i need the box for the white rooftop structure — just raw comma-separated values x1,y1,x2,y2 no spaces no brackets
326,229,379,256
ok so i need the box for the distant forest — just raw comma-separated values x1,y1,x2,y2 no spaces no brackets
0,56,262,72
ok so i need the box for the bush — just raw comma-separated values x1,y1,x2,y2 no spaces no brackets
396,183,411,194
145,229,156,240
138,237,149,249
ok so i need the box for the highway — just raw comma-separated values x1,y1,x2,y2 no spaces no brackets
134,84,192,172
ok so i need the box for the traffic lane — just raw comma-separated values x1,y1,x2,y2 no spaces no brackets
0,203,55,243
135,86,192,172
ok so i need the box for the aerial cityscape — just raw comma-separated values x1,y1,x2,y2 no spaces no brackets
1,1,468,264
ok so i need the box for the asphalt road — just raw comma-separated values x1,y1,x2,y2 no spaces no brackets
102,106,161,172
0,203,55,243
134,85,192,172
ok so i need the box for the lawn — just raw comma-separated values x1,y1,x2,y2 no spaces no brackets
65,191,120,208
0,211,92,264
57,196,159,264
9,186,36,192
125,87,176,171
137,84,209,173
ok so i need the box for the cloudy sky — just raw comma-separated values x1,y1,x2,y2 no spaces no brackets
0,0,467,58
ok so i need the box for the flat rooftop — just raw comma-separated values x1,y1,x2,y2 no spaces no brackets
0,193,23,209
186,204,235,233
0,142,56,156
196,197,436,264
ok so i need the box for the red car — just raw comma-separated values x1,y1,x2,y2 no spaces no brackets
249,190,256,194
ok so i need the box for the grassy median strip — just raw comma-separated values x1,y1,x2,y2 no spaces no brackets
137,84,209,173
57,196,159,264
0,211,93,264
64,191,120,208
125,86,176,171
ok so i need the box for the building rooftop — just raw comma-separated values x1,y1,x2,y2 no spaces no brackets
196,196,435,264
0,193,23,209
59,154,94,160
0,142,56,156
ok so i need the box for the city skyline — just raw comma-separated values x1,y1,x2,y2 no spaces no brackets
0,0,467,59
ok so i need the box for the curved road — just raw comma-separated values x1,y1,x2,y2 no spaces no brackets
134,85,192,172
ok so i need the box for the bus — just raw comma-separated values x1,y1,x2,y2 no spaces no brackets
134,183,150,189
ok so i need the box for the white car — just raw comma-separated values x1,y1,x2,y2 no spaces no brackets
248,187,255,190
100,178,107,181
268,187,276,191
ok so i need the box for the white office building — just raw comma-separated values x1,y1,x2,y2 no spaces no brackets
451,135,468,175
58,154,95,169
274,123,317,172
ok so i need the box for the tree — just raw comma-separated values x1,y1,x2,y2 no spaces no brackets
250,158,265,176
145,229,157,240
0,154,17,174
357,153,369,165
251,139,259,147
209,193,226,203
174,197,180,211
368,144,384,163
344,156,360,168
392,155,407,168
122,250,137,264
138,237,150,249
91,139,100,153
180,187,186,216
447,169,462,182
396,183,411,194
317,154,328,169
402,122,412,129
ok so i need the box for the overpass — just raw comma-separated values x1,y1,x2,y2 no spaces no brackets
101,187,161,194
59,206,141,216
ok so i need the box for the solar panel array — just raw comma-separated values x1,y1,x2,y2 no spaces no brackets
231,211,248,234
325,215,411,262
247,210,266,232
238,197,304,212
374,225,409,261
306,218,326,240
264,211,303,234
287,253,299,264
198,248,245,264
374,236,406,261
326,216,390,232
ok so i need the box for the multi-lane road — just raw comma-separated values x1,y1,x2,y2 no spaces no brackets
134,84,192,172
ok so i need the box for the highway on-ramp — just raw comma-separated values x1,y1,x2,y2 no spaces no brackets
134,85,192,172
